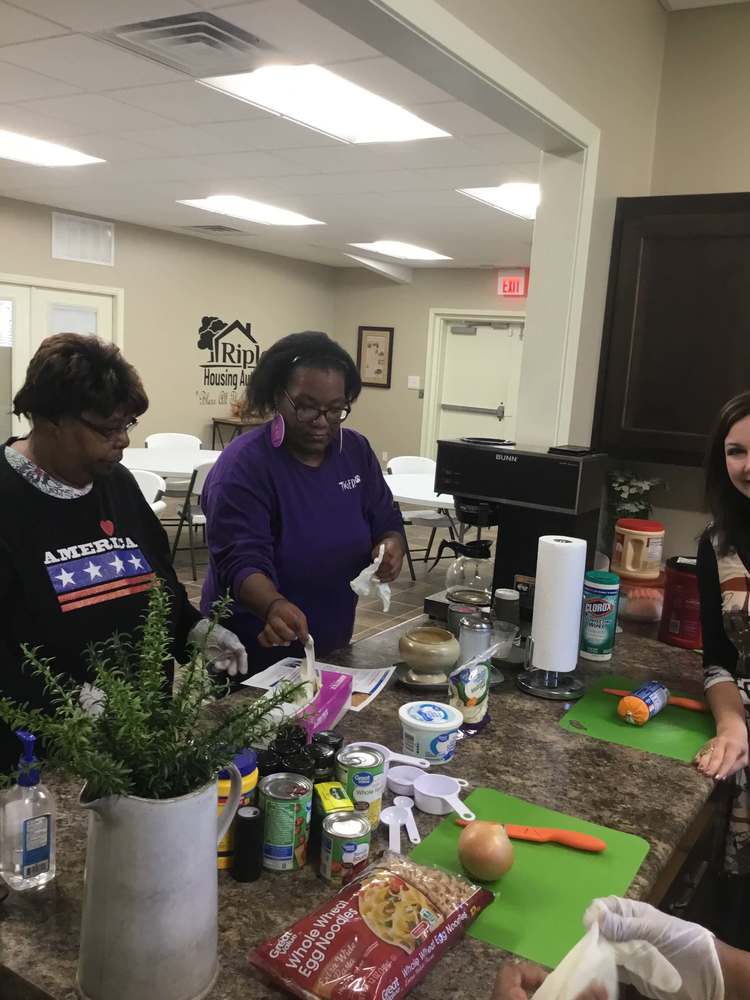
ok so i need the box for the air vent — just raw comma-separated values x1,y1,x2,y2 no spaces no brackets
98,12,277,78
182,224,243,234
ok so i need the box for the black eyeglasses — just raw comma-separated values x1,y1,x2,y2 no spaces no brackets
283,390,351,425
78,416,138,440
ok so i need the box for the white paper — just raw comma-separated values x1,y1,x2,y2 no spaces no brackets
242,657,395,712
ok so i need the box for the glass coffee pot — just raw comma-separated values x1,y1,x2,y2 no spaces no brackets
431,538,494,605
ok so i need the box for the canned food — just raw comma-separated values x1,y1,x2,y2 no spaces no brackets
335,748,386,825
258,772,312,872
312,744,336,783
309,781,354,859
320,811,371,885
313,730,344,755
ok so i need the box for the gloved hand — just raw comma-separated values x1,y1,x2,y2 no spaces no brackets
188,620,248,677
585,896,724,1000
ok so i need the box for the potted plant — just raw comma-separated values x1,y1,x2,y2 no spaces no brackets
0,586,300,1000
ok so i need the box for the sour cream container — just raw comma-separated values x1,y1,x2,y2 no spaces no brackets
398,701,463,764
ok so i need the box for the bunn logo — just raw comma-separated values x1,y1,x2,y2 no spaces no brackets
495,453,518,462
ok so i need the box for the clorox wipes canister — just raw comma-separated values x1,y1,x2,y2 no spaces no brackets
580,571,620,661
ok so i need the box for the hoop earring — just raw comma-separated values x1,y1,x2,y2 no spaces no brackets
271,413,286,448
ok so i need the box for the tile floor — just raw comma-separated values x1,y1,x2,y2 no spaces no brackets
168,510,495,641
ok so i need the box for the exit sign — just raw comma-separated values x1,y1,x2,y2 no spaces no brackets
497,268,529,297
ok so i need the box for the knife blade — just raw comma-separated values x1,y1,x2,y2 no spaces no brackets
455,819,606,853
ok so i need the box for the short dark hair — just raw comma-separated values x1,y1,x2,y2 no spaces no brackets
704,390,750,555
247,331,361,416
13,333,148,422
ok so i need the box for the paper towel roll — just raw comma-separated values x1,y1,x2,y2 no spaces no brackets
530,535,587,674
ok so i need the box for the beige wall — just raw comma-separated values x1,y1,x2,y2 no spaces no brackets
334,268,525,459
0,196,335,445
436,0,668,446
652,4,750,195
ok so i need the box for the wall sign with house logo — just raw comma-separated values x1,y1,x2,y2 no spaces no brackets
195,315,259,407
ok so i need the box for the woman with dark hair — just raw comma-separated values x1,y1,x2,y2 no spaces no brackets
0,333,246,771
201,331,405,672
697,390,750,879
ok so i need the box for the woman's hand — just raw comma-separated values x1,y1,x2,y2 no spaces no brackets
695,719,749,780
374,534,404,583
491,961,607,1000
259,598,309,648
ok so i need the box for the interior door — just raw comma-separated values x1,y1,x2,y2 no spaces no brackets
437,320,523,442
0,284,31,439
9,286,115,435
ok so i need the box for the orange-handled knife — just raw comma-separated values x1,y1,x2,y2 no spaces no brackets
454,819,606,852
602,687,708,713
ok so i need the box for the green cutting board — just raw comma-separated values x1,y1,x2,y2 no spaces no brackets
410,787,649,968
559,674,715,762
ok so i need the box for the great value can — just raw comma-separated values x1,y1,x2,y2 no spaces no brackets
258,772,312,872
580,571,620,661
320,811,371,886
335,747,386,825
617,681,670,726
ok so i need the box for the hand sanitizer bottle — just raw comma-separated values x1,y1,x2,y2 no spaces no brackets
1,731,56,891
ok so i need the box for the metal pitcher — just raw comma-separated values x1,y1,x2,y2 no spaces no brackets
77,765,242,1000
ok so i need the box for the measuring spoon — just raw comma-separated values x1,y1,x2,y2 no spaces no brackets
393,796,421,845
380,805,409,854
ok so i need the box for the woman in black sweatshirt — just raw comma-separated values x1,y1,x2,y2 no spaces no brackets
0,333,246,771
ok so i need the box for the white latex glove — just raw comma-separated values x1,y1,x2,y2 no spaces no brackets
585,896,724,1000
189,620,248,677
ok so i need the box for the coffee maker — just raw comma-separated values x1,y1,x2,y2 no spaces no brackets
425,439,606,621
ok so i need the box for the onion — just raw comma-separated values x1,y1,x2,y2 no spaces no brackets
458,820,514,881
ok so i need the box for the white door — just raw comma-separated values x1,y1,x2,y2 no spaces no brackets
1,284,31,440
9,286,115,435
436,319,524,443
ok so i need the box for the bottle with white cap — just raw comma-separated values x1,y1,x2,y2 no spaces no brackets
493,588,520,629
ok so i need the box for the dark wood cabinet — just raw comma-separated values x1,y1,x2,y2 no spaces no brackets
593,193,750,466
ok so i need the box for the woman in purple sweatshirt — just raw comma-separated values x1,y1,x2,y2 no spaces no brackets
201,331,405,673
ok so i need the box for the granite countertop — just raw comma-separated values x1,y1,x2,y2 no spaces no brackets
0,621,713,1000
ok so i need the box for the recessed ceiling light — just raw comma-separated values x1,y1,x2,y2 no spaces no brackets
177,195,325,227
457,182,541,220
0,129,104,167
348,240,452,261
199,65,451,144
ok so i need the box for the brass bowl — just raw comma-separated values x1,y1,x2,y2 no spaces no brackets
398,627,460,675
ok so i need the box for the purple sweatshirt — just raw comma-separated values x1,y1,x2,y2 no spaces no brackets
201,423,404,671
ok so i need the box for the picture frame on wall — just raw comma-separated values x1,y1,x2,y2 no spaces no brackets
356,326,394,389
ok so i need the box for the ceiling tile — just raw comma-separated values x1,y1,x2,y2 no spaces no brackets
106,81,268,124
0,61,80,102
372,138,495,171
66,133,166,161
0,2,69,44
8,1,198,32
0,34,183,90
19,94,178,130
141,149,305,181
202,116,339,152
217,0,379,62
269,170,424,195
118,125,221,157
409,101,510,137
271,145,393,174
0,102,96,138
327,57,453,105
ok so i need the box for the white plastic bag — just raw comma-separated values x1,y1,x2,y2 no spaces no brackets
350,543,391,612
534,922,681,1000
